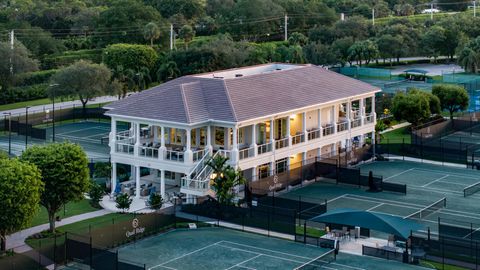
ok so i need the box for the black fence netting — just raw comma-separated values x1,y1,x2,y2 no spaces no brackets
181,198,298,235
411,231,480,269
362,245,406,263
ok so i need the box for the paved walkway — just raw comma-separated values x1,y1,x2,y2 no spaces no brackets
6,209,112,251
0,95,121,116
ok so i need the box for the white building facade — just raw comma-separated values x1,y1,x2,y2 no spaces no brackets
105,64,380,202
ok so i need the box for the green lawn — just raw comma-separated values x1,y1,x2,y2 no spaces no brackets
29,199,99,228
295,225,326,238
25,212,135,249
380,126,412,144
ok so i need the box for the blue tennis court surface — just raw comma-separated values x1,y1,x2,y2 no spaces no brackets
115,227,429,270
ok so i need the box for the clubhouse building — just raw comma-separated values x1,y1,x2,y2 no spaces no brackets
105,63,380,203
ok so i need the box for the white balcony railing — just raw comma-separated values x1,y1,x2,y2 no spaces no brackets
115,130,131,141
192,149,206,162
115,142,134,155
257,142,273,155
364,113,375,124
308,129,321,141
323,125,335,136
181,178,209,193
291,133,305,145
275,137,289,149
337,122,349,133
351,118,362,128
239,147,255,160
138,145,159,159
165,149,185,162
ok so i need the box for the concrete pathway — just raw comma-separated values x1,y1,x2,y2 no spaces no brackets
0,95,121,116
6,209,112,251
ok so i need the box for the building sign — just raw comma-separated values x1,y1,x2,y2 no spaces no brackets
269,175,282,191
126,218,145,238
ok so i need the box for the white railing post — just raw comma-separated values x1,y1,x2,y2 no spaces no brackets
111,162,117,195
286,116,292,147
134,122,140,157
251,123,257,157
184,128,193,164
302,112,307,143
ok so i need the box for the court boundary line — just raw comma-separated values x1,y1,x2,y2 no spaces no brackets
412,168,480,180
216,243,307,266
421,175,450,187
383,168,415,181
224,254,260,270
148,242,221,270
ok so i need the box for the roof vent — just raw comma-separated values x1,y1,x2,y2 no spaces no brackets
276,68,282,71
235,74,243,77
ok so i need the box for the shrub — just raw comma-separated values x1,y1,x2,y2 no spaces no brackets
0,83,48,104
115,193,132,212
148,193,163,210
15,70,58,86
88,181,105,208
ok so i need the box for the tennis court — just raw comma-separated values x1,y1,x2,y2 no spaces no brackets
280,160,480,235
0,120,119,159
115,227,428,270
359,78,434,94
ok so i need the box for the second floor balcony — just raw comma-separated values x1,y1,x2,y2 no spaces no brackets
291,133,305,145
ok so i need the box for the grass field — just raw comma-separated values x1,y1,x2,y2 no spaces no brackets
29,199,99,228
380,126,411,143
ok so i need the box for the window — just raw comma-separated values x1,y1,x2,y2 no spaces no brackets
258,163,270,179
200,128,206,146
276,158,288,174
215,127,224,146
238,128,245,145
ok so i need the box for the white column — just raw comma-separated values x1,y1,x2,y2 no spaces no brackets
206,126,213,153
332,105,337,134
302,112,307,142
185,128,193,163
160,169,165,198
231,125,239,164
317,108,322,134
286,116,291,146
135,165,141,198
360,98,365,118
347,100,352,130
302,152,307,165
110,119,117,152
111,162,117,195
270,119,275,150
251,124,257,156
159,126,166,160
134,122,140,156
372,96,376,121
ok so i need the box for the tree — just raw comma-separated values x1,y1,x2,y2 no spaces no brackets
148,193,164,210
421,26,446,63
88,181,104,208
376,34,407,64
156,61,181,82
179,25,195,49
21,143,90,232
391,90,437,126
104,44,158,73
144,22,161,47
206,155,246,205
49,60,112,115
348,39,379,66
457,37,480,73
0,158,43,252
432,84,470,120
303,42,336,66
116,193,133,212
95,0,163,46
93,162,111,179
0,41,39,92
331,37,355,66
288,32,308,46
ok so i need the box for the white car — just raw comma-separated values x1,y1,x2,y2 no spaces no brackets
421,8,441,14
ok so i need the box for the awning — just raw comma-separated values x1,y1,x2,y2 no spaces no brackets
403,69,428,75
310,208,425,240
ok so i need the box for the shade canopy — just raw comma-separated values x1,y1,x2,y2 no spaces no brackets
310,208,425,240
403,69,428,75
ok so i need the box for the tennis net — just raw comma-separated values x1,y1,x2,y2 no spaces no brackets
384,79,409,88
405,197,446,220
294,249,336,270
464,182,480,197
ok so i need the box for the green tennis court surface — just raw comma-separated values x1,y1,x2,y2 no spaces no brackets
281,160,480,237
115,227,429,270
0,121,122,159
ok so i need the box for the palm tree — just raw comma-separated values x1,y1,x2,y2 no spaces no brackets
206,155,245,205
156,61,180,82
179,25,195,49
143,22,161,47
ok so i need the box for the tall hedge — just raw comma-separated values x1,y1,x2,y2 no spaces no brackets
103,43,158,71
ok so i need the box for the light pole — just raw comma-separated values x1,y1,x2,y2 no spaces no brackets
25,106,30,149
49,84,59,142
3,112,11,155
